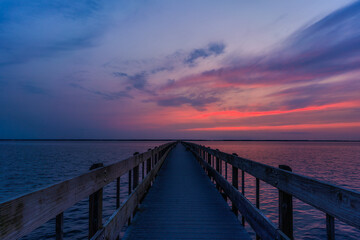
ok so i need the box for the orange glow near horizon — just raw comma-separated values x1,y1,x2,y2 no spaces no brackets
192,101,360,120
108,100,360,131
185,122,360,131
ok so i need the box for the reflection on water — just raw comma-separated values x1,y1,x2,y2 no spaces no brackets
0,141,359,239
193,141,360,240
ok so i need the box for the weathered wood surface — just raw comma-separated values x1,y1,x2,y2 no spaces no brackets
0,142,174,240
191,146,289,240
123,144,250,240
89,163,104,239
279,165,293,240
89,188,103,239
92,143,175,240
326,213,335,240
56,212,63,240
232,165,238,215
185,142,360,229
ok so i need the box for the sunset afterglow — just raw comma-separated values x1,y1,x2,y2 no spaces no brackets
1,0,360,140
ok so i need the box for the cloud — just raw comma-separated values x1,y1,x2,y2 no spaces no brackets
164,1,360,91
208,42,226,55
150,66,174,74
184,42,225,65
70,83,132,100
0,0,109,66
149,95,219,111
151,1,360,118
271,78,360,109
127,72,148,90
113,72,129,78
267,1,360,75
113,71,148,90
0,1,101,23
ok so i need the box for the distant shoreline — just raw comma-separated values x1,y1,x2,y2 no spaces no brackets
0,139,359,142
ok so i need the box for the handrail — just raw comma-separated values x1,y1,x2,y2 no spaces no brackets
92,142,175,240
183,141,360,239
0,142,176,240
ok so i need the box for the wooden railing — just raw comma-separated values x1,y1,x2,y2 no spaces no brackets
0,142,176,240
183,141,360,240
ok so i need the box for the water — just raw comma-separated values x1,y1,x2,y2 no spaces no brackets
192,141,360,240
1,141,359,239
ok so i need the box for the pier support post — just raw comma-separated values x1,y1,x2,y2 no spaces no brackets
133,166,139,190
142,161,145,180
225,162,227,180
89,163,104,239
206,152,211,174
133,152,139,190
326,213,335,240
232,165,238,215
116,177,120,209
128,170,132,195
56,212,63,240
147,157,151,174
216,156,220,190
256,177,260,240
279,165,293,240
241,169,245,226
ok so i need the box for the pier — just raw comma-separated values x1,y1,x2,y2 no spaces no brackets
1,141,360,240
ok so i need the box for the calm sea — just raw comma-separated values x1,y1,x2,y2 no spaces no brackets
1,141,359,239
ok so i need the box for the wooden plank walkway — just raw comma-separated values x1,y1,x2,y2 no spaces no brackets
123,143,250,239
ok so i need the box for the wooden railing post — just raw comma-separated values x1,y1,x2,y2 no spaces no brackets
326,213,335,240
116,177,120,209
256,178,260,209
279,165,293,240
219,159,222,175
232,165,238,215
89,163,104,239
128,170,132,195
133,166,139,190
256,177,260,240
225,162,228,180
241,169,245,226
231,153,239,215
142,161,145,180
133,152,139,190
147,157,151,174
56,212,63,240
215,155,220,190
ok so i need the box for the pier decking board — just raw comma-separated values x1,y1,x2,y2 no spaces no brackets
123,144,250,239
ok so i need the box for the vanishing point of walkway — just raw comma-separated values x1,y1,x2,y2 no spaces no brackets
124,143,250,239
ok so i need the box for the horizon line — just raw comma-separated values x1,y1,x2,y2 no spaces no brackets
0,139,359,142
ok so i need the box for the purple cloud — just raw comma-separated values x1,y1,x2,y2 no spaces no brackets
70,83,132,100
149,95,219,111
184,42,225,65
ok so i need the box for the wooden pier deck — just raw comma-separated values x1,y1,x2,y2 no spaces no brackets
123,144,250,239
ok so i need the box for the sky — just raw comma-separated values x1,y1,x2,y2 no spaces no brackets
1,0,360,140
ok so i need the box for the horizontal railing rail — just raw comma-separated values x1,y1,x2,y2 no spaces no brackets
0,141,176,240
92,142,174,240
183,141,360,240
